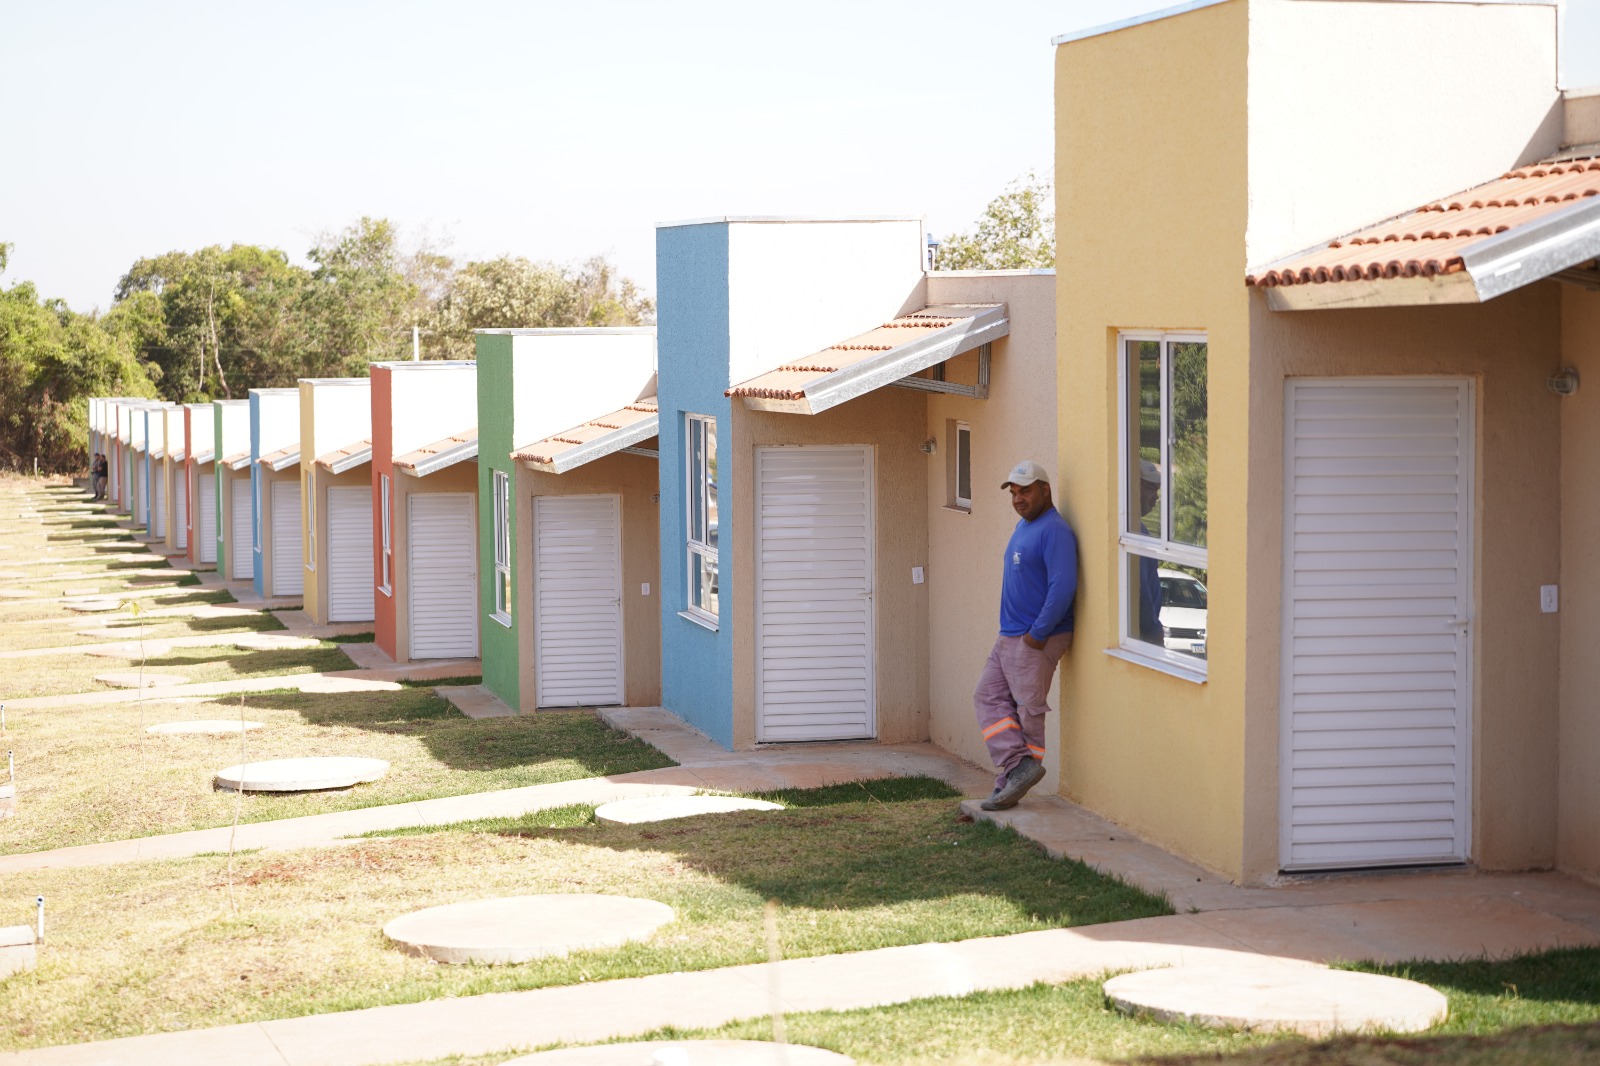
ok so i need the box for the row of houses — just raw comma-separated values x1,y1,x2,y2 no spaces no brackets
84,0,1600,890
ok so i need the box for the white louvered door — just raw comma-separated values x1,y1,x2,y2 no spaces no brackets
197,473,217,563
408,493,478,659
151,468,167,537
269,479,304,596
326,486,375,622
533,494,624,708
1281,378,1473,871
230,479,252,579
755,446,875,742
173,469,187,549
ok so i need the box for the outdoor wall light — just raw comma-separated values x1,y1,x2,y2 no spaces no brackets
920,438,937,455
1547,367,1580,397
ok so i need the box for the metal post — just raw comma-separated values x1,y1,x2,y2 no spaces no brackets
412,325,421,361
35,897,43,944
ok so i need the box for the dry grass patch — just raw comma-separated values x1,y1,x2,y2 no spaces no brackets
0,688,670,853
0,638,356,699
0,781,1167,1050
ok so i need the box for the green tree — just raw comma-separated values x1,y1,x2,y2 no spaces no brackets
300,217,417,373
0,243,158,471
423,254,653,359
936,171,1055,271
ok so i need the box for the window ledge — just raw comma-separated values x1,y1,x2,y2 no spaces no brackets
490,612,513,629
1103,647,1207,684
378,585,392,597
942,504,972,515
678,609,719,633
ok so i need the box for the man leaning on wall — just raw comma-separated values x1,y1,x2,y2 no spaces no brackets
972,459,1078,810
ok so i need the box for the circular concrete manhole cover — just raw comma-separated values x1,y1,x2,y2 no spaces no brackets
504,1042,855,1065
1103,964,1448,1038
595,795,785,826
383,895,676,964
94,672,190,689
232,634,322,651
148,720,265,735
215,756,389,792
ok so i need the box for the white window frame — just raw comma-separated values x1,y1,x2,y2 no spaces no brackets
305,480,317,572
379,473,392,595
1114,329,1208,680
953,419,972,511
491,469,512,626
683,413,718,628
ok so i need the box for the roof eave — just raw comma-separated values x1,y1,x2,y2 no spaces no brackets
400,440,478,478
227,455,252,471
1259,194,1600,311
739,306,1009,415
192,451,215,466
519,415,659,474
258,451,301,473
322,447,374,475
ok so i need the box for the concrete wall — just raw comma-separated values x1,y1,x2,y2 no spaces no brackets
183,404,214,566
513,453,661,710
299,380,371,624
1245,0,1560,267
721,219,925,386
249,390,301,599
1560,284,1600,881
923,271,1061,788
213,401,250,579
1056,0,1252,880
1244,286,1564,880
728,390,930,746
161,407,185,551
658,222,737,746
389,460,478,662
476,334,521,707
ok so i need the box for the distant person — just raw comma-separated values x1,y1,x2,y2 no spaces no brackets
90,453,108,501
972,460,1078,811
1137,459,1163,644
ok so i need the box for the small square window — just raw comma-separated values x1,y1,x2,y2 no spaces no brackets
492,470,512,624
685,414,718,622
379,474,392,594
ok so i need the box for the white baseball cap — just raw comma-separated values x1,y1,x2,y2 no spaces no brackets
1001,459,1051,489
1139,458,1162,485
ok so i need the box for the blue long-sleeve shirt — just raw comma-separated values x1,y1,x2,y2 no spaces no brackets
998,507,1078,640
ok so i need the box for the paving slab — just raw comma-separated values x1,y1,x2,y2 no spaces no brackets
147,719,265,735
93,671,191,688
1,670,404,711
1104,963,1448,1037
84,640,174,659
384,895,677,964
507,1041,854,1065
336,643,479,679
64,599,123,613
436,683,517,719
595,795,784,825
0,589,34,599
271,609,373,636
231,633,322,651
215,756,389,792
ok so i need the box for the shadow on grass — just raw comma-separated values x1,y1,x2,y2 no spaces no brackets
137,644,358,677
1355,945,1600,1008
1131,1023,1600,1065
234,688,672,777
459,776,1172,929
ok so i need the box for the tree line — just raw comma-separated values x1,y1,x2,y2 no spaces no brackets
0,217,653,473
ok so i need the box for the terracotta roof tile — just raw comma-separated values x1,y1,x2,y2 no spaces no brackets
726,308,992,401
258,444,299,469
1248,157,1600,289
394,429,478,472
513,401,658,468
223,449,251,469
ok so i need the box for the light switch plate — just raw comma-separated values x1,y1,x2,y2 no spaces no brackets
911,566,925,585
1541,585,1558,613
641,583,651,597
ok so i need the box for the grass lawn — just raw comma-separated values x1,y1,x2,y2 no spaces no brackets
0,779,1168,1050
491,947,1598,1065
0,638,358,699
0,606,287,651
1,687,672,854
0,586,235,626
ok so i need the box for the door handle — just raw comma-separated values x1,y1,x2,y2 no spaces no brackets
1446,618,1471,631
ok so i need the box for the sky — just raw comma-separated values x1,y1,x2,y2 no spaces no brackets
5,0,1599,313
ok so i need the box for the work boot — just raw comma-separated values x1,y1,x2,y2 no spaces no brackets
979,757,1044,810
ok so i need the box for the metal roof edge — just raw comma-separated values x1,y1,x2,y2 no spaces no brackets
258,450,301,473
741,307,1010,416
657,214,924,230
474,327,657,336
369,360,478,370
1051,0,1233,46
928,268,1055,277
1461,194,1600,301
519,414,660,474
320,446,374,475
192,451,215,466
400,440,478,478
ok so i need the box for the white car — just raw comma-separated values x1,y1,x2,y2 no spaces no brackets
1158,568,1208,658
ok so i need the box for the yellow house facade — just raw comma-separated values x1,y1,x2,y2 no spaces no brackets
1055,0,1599,884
